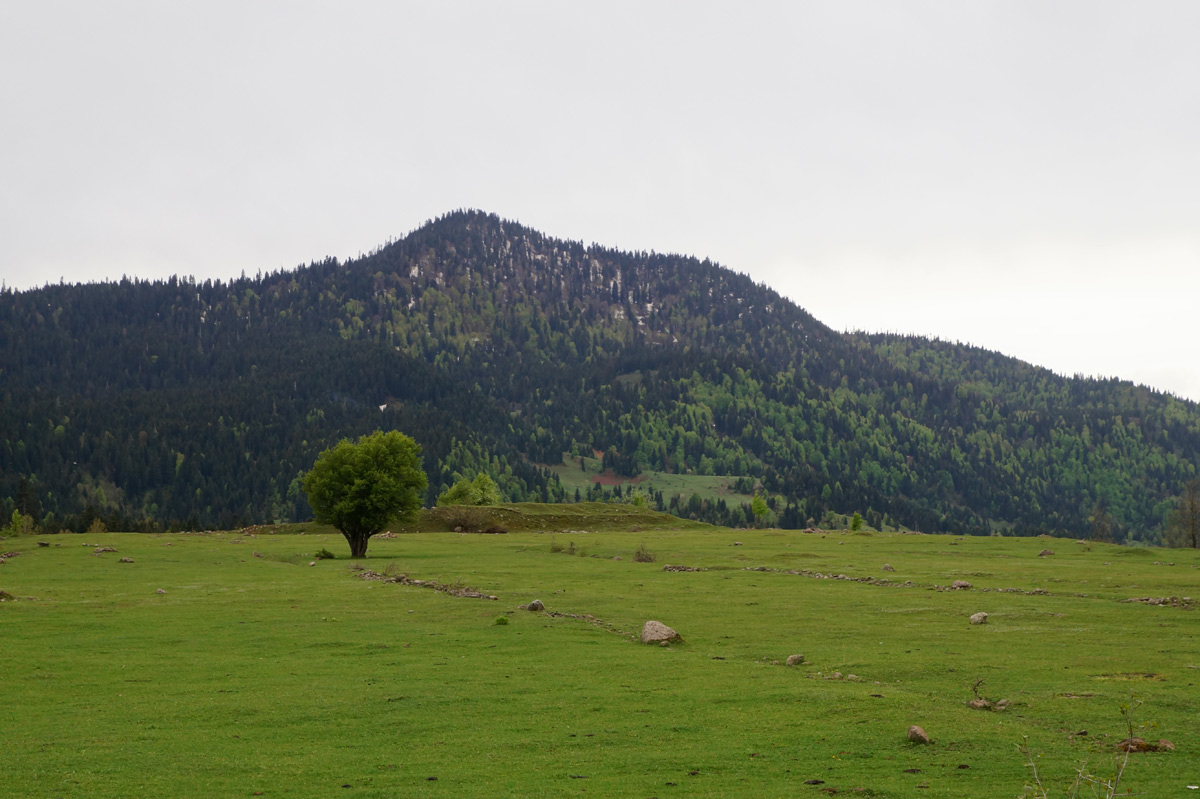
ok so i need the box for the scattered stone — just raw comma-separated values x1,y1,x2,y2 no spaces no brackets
951,580,972,590
1039,549,1054,557
612,556,622,561
732,542,743,546
0,590,16,601
967,698,992,710
846,674,863,682
827,671,843,680
309,561,317,566
785,654,806,666
1125,596,1193,608
804,779,825,785
641,620,682,645
907,725,932,744
37,541,50,547
93,546,117,554
662,564,704,572
357,569,499,600
156,588,167,594
1117,737,1175,753
969,612,988,625
0,552,18,559
375,531,397,539
1118,738,1149,752
881,563,895,571
526,599,545,611
119,557,134,563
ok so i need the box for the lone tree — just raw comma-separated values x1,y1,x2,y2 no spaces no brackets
302,430,427,558
1165,478,1200,549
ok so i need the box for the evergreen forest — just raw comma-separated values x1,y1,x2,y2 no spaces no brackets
3,210,1198,541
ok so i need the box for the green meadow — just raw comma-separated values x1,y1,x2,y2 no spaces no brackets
3,508,1198,798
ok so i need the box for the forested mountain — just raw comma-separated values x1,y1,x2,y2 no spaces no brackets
3,210,1198,539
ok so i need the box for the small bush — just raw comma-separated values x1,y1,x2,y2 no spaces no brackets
442,506,492,533
314,548,336,560
549,539,564,553
2,510,36,538
494,616,509,625
633,543,656,563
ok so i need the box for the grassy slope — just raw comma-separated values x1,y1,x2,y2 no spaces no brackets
548,455,759,507
2,523,1197,798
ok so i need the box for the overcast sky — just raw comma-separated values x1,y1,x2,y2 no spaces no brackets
3,2,1197,400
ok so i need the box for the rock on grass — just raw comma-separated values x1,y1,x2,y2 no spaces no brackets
641,620,682,645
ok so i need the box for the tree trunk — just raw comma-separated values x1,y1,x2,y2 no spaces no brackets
344,531,371,558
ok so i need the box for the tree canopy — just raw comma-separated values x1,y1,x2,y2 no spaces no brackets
436,472,502,507
302,430,427,557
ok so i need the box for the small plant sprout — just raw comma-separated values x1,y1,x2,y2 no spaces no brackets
1018,694,1145,798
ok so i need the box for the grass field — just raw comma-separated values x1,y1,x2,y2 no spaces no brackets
3,512,1198,798
546,455,758,508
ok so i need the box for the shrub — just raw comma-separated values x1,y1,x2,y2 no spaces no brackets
633,543,656,563
494,616,509,626
437,472,502,507
441,506,492,533
1,510,36,538
314,548,336,560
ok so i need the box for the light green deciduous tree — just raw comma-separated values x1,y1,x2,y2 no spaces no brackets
437,472,501,507
302,430,427,558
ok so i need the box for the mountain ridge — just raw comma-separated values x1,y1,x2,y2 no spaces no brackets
2,210,1197,539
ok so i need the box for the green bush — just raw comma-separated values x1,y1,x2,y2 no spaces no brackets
2,510,36,538
437,473,502,507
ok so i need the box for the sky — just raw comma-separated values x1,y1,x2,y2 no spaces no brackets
3,1,1198,401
